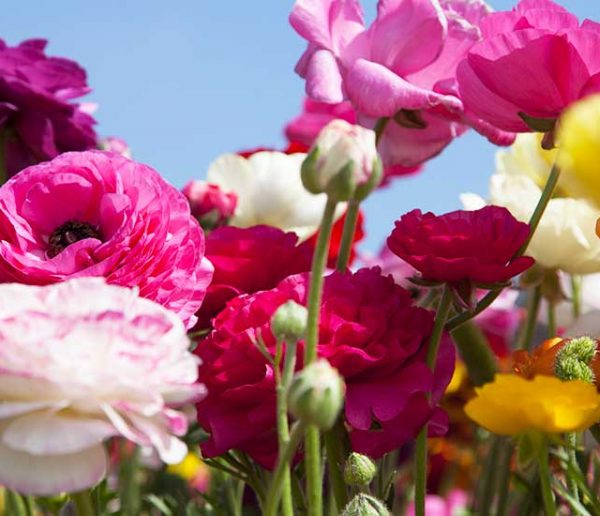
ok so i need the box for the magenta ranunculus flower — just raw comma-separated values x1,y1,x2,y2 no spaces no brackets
0,39,97,178
457,0,600,135
0,150,213,327
290,0,506,168
387,206,534,286
0,278,205,496
182,180,238,231
195,268,454,467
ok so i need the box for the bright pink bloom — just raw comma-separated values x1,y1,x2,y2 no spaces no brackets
0,39,97,177
196,268,455,467
0,150,212,328
290,0,500,167
195,225,312,329
406,490,468,516
182,180,238,230
0,278,204,495
387,206,534,285
457,0,600,134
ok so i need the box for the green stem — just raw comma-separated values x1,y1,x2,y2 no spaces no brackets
517,286,542,350
495,441,514,516
476,436,503,516
571,275,582,319
414,286,453,516
450,321,497,387
119,444,140,516
71,489,95,516
225,478,244,516
324,420,349,512
538,440,557,516
547,301,557,338
275,339,298,516
335,199,360,272
447,163,562,331
4,490,27,516
264,422,306,516
303,197,338,516
566,433,580,504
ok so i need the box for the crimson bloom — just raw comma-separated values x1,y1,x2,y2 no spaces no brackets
0,39,96,178
195,225,312,329
457,0,600,135
387,206,534,286
0,150,212,327
195,268,455,467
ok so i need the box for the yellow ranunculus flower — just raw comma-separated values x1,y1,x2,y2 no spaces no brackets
464,374,600,435
557,94,600,207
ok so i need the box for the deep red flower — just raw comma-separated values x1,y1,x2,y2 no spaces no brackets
195,225,312,329
387,206,534,286
195,268,454,467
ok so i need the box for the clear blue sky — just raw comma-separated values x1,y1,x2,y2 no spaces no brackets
2,1,599,251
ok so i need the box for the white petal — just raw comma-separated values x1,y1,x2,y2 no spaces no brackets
0,440,106,496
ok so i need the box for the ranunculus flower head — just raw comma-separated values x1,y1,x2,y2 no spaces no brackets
0,150,213,328
465,374,600,435
302,120,380,201
0,39,97,178
196,268,454,467
387,206,534,287
195,225,312,329
457,0,600,136
0,278,205,495
182,180,238,231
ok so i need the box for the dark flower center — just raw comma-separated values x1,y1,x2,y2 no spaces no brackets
47,221,102,258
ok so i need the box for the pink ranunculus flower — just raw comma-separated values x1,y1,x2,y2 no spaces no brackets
0,278,205,496
0,150,213,328
182,180,238,231
290,0,502,168
406,489,468,516
457,0,600,135
0,39,97,178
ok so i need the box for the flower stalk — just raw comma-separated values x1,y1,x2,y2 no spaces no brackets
335,199,360,271
71,489,96,516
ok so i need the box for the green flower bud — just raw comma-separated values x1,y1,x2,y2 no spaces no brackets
288,359,345,431
343,452,377,486
271,301,308,342
341,494,390,516
555,336,598,383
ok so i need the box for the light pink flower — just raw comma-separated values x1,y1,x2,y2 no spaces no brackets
98,136,131,158
457,0,600,134
0,150,213,328
406,489,468,515
290,0,502,167
0,278,205,496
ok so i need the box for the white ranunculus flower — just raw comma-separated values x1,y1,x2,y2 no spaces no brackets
206,151,343,240
0,278,205,496
462,135,600,275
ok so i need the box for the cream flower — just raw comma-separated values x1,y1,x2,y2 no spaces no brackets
0,279,205,495
206,151,343,240
462,134,600,275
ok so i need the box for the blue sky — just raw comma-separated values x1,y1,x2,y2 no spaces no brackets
2,0,599,251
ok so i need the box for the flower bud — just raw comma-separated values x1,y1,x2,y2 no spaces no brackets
341,494,390,516
343,452,377,486
555,336,597,383
271,300,308,342
182,180,238,231
98,136,132,158
301,120,381,202
288,359,345,431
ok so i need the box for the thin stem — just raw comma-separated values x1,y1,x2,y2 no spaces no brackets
476,436,503,516
566,433,580,504
414,286,453,516
538,440,557,516
71,489,96,516
225,478,244,516
547,301,557,337
119,443,140,516
517,286,542,350
324,420,349,512
335,199,360,272
264,422,306,516
450,321,497,387
304,196,338,516
496,441,514,516
447,163,562,331
571,275,582,319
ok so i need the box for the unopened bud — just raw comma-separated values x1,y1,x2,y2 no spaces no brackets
288,360,345,431
271,301,308,342
301,120,381,202
343,452,377,486
341,494,390,516
555,336,597,383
